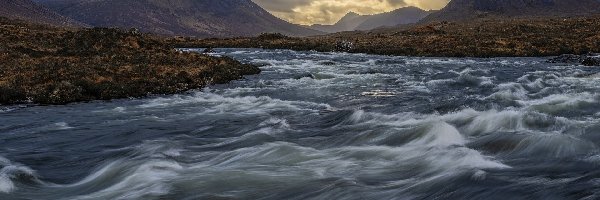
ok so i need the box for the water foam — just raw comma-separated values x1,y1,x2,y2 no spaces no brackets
0,156,37,194
139,92,332,114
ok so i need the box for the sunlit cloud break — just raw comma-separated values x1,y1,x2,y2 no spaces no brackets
252,0,450,25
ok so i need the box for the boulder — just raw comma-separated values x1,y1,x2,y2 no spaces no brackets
582,56,600,66
548,53,600,66
202,47,216,53
547,54,583,64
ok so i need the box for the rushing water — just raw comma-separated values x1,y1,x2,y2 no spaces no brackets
2,49,600,199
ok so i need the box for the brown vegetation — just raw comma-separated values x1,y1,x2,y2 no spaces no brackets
0,18,260,105
176,17,600,57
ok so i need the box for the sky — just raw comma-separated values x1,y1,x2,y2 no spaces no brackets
251,0,450,25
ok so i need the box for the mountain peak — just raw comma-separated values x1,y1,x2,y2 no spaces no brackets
310,7,431,33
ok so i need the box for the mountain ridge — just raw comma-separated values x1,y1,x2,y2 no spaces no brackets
422,0,600,22
34,0,322,38
310,7,431,33
0,0,83,27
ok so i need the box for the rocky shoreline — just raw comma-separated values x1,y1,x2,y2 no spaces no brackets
175,17,600,60
548,53,600,66
0,18,260,105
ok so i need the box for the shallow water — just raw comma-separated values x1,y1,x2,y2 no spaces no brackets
2,49,600,199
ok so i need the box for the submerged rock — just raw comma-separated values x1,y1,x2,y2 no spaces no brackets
294,72,315,79
202,47,216,53
547,54,584,64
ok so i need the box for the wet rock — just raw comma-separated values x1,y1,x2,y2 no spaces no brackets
294,72,315,79
319,61,336,66
361,69,383,74
202,47,215,53
257,33,289,40
375,59,406,65
0,86,26,104
335,40,354,52
547,54,583,64
582,56,600,66
311,73,335,80
252,61,271,67
45,81,84,104
548,53,600,66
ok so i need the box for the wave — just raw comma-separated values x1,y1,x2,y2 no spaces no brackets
139,91,332,114
4,49,600,199
0,156,39,194
426,68,494,87
36,139,507,199
521,93,600,116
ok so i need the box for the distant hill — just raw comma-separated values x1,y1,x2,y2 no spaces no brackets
310,7,432,33
355,7,434,30
34,0,323,38
0,0,82,27
309,12,368,33
423,0,600,22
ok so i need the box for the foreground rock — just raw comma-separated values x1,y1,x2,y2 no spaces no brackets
549,53,600,66
0,18,260,105
583,56,600,66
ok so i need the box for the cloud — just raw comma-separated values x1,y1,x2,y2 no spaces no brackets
252,0,450,25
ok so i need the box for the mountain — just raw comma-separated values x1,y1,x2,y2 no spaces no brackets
423,0,600,22
34,0,323,38
310,7,431,33
309,12,368,33
355,7,433,30
0,0,82,27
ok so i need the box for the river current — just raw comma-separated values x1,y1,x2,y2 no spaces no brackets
2,49,600,199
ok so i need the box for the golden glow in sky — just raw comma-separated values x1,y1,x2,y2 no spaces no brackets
252,0,450,25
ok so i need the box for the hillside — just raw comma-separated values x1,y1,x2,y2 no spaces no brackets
355,7,433,30
310,7,431,33
34,0,322,37
423,0,600,22
0,17,260,105
309,12,368,33
0,0,82,27
182,16,600,58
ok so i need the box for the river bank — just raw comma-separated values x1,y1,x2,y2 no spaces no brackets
174,16,600,58
0,18,260,105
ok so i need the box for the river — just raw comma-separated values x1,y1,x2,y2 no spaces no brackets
1,49,600,199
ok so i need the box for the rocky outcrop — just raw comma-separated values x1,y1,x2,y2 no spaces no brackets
0,18,260,105
548,54,586,64
549,53,600,66
582,57,600,66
